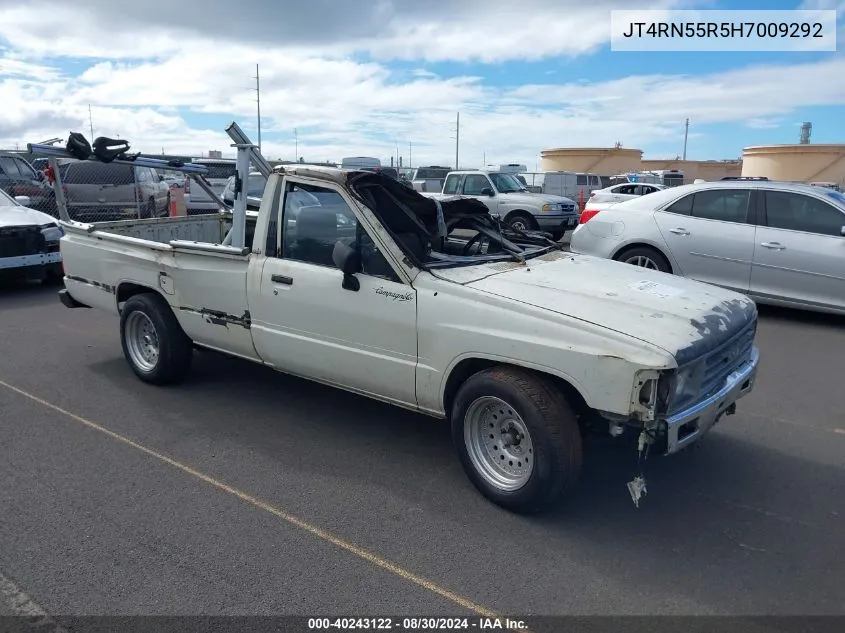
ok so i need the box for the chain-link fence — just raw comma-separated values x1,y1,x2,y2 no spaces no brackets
0,148,233,223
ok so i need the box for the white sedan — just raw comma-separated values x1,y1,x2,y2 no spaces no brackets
581,182,667,221
569,179,845,316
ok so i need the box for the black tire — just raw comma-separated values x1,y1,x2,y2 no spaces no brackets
42,263,64,286
119,292,193,385
505,212,537,232
614,245,672,274
140,197,155,219
162,192,171,216
549,229,565,242
451,366,583,514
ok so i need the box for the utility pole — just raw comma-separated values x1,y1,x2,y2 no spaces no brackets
682,118,689,160
455,112,460,170
254,64,262,152
88,104,94,140
409,141,412,169
294,128,298,161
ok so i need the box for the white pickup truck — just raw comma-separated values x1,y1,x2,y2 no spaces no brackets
56,157,761,513
421,169,580,241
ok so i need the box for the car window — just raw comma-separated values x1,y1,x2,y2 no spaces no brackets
616,184,637,195
690,189,751,223
664,193,693,215
764,190,845,237
63,162,135,185
0,156,21,177
277,181,396,280
462,175,491,195
576,175,588,185
443,174,460,195
14,158,36,179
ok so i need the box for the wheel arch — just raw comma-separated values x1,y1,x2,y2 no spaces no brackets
115,280,167,313
441,355,592,424
503,209,537,228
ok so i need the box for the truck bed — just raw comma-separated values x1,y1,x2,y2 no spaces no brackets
58,213,262,363
75,214,231,244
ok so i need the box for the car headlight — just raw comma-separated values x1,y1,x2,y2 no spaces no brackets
542,203,562,213
666,364,702,412
40,224,64,243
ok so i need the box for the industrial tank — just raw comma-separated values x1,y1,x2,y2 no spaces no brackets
741,144,845,185
540,147,642,175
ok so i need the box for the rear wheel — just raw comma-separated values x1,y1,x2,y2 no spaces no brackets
614,245,672,273
451,367,583,513
120,293,193,385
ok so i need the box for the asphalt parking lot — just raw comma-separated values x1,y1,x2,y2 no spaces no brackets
1,280,844,623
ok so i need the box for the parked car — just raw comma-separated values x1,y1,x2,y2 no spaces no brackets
57,161,170,221
0,153,55,216
581,182,668,221
408,166,452,193
57,156,761,513
0,188,63,283
422,169,579,241
185,158,238,213
569,179,845,315
221,172,267,210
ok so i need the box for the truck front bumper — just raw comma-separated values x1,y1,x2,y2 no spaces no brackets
536,214,579,232
0,251,62,272
663,346,760,455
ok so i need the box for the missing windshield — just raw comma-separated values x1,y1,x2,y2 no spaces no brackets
347,171,561,270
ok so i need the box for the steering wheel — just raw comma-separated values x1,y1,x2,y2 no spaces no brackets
462,232,493,256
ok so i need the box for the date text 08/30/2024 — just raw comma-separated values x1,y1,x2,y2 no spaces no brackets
307,617,528,630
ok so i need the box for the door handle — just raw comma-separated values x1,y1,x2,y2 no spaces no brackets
760,242,786,250
271,274,293,285
669,228,690,235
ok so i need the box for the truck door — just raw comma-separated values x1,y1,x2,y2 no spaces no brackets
461,174,499,217
248,177,419,408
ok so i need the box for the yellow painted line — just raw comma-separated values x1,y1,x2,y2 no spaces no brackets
0,379,499,619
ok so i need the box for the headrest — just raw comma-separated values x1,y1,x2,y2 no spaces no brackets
295,206,338,241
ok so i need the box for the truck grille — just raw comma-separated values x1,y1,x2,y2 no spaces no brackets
562,203,576,213
699,320,757,400
0,226,46,258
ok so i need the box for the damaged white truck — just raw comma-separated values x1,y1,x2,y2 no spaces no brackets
42,125,761,513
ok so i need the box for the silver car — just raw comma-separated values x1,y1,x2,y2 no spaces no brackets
569,180,845,315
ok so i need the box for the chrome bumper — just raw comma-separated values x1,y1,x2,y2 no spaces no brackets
663,346,760,455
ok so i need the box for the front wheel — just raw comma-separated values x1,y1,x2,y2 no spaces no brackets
505,212,536,232
451,367,583,513
120,293,193,385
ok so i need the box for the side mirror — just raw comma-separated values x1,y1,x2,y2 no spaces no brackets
481,187,495,197
14,196,31,207
159,175,165,182
841,225,845,237
332,239,361,291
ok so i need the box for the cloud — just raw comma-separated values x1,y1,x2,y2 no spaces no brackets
0,0,844,167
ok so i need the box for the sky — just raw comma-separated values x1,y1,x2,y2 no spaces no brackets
0,0,843,169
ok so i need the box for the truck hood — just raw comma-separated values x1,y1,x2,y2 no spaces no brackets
0,205,57,228
447,252,757,365
504,192,576,205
